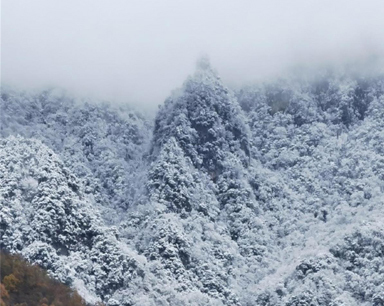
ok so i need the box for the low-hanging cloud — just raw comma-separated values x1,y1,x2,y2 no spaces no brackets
2,0,384,110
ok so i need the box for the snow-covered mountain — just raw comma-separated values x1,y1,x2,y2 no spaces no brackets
1,61,384,305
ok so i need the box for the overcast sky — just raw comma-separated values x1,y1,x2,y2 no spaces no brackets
2,0,384,109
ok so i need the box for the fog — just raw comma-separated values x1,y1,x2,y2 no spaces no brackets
2,0,384,110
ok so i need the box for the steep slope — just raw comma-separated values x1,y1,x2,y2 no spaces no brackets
0,90,151,224
152,57,250,174
150,59,257,239
0,136,149,305
236,73,384,305
1,63,384,305
121,59,276,305
1,251,88,306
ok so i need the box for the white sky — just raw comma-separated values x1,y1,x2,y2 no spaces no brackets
2,0,384,109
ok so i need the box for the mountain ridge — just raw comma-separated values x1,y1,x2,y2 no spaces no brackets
1,63,384,305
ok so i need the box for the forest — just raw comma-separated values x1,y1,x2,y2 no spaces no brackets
1,60,384,305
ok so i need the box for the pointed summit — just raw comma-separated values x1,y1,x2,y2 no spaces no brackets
152,60,250,175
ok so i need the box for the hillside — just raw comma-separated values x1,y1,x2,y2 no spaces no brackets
1,62,384,305
0,251,92,306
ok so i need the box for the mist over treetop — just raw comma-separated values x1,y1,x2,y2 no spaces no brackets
2,0,384,109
